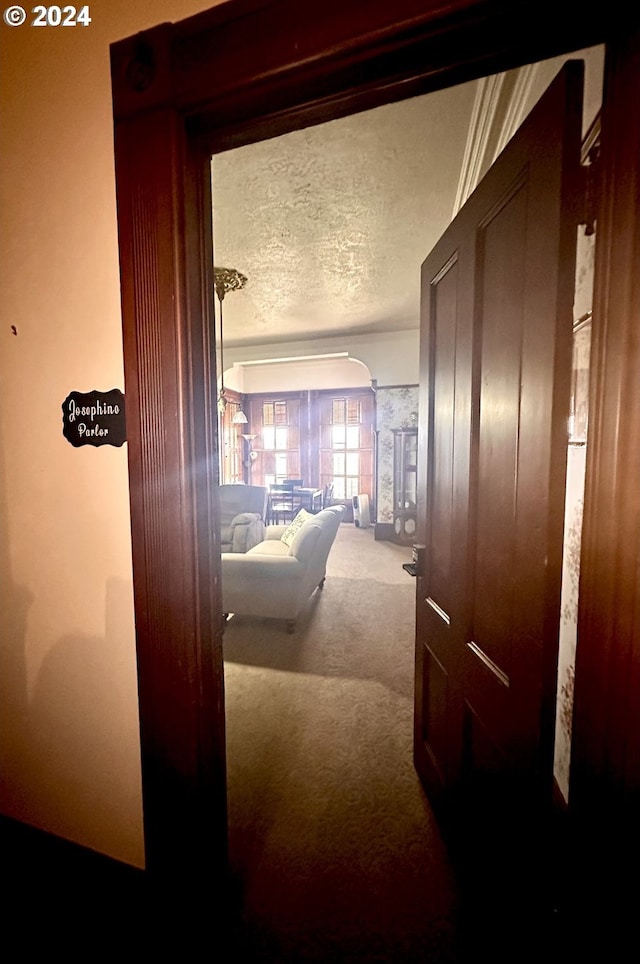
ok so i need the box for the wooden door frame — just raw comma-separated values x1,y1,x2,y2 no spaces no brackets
110,0,639,891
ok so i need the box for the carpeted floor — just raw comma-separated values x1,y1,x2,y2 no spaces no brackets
222,522,465,962
0,520,587,957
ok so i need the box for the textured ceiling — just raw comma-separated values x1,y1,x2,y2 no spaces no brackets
210,79,478,348
210,45,603,351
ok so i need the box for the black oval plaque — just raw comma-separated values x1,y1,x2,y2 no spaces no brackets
62,389,126,448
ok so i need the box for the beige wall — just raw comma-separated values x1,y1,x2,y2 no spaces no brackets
0,0,417,870
0,0,226,869
225,355,373,394
224,329,420,388
0,0,603,871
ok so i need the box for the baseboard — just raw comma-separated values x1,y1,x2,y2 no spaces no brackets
0,812,144,890
552,775,568,814
0,814,233,949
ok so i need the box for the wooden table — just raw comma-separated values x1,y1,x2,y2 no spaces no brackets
268,486,323,523
294,487,323,512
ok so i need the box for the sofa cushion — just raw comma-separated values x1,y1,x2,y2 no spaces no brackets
288,517,322,563
280,507,314,547
248,539,291,557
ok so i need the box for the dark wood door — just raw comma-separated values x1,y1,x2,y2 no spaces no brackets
414,62,584,876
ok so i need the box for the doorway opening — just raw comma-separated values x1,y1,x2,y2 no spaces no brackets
109,1,640,939
205,54,600,956
209,42,601,815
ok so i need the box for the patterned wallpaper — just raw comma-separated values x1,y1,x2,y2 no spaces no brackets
553,228,595,803
554,443,587,801
375,386,419,524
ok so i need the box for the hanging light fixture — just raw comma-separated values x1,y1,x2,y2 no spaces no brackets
213,266,247,417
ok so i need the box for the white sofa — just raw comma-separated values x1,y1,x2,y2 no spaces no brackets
221,505,345,633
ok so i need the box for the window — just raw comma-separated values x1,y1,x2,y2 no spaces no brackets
318,390,374,507
242,390,373,508
247,395,303,487
261,401,290,483
219,392,244,483
330,398,362,500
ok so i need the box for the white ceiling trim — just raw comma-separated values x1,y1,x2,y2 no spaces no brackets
452,71,506,217
493,63,540,158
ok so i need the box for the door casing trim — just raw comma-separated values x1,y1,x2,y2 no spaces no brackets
109,0,640,888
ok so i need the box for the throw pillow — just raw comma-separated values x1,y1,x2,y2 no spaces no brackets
281,508,313,547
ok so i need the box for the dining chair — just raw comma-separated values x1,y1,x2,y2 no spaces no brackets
268,481,297,524
322,481,335,508
284,479,305,516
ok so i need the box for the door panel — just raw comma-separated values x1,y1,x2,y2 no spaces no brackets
414,61,583,853
429,260,457,606
473,185,527,673
415,250,472,797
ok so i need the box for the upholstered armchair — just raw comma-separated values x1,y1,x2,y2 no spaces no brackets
218,484,268,553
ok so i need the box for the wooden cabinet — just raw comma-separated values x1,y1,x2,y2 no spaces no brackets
392,427,418,544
